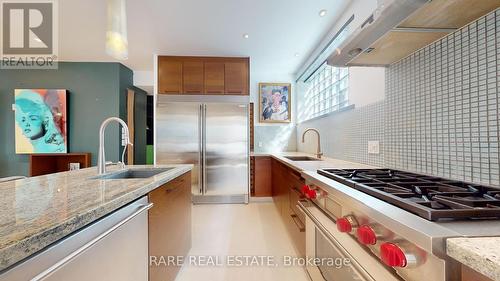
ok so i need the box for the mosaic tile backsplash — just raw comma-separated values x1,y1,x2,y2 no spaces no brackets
297,102,385,167
386,9,500,186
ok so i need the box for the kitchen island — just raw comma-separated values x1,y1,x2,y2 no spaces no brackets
447,237,500,281
0,164,192,280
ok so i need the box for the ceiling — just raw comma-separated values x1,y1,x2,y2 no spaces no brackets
58,0,350,76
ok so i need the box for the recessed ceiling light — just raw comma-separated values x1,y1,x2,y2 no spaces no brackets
243,33,249,39
294,53,299,57
319,9,327,17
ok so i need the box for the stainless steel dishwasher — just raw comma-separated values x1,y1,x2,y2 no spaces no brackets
0,197,152,281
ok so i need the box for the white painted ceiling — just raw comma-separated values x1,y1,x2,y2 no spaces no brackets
58,0,349,75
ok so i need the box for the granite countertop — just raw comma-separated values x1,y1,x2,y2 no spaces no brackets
447,237,500,281
0,164,192,272
252,151,378,171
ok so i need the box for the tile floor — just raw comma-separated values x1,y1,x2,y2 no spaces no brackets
176,202,310,281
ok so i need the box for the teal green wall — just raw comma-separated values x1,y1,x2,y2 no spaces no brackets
0,62,134,177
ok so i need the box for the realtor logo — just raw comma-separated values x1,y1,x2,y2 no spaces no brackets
1,0,58,69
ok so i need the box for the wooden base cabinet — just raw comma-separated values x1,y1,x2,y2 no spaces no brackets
271,159,306,257
461,265,494,281
253,156,272,197
148,172,192,281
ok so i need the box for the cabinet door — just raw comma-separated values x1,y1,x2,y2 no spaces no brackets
288,173,305,224
254,156,272,197
462,265,494,281
149,172,192,281
271,159,281,211
281,170,290,218
158,58,183,94
224,60,249,95
284,205,306,257
289,187,305,224
274,161,287,217
204,62,225,94
183,60,204,94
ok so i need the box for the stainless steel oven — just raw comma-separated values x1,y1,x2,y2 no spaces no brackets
298,199,401,281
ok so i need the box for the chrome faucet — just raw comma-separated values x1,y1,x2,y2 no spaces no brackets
98,117,132,174
302,128,323,159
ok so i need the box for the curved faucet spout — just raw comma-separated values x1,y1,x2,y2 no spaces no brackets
98,117,131,174
301,128,323,159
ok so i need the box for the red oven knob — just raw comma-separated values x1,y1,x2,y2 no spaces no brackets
301,185,311,195
336,216,356,233
380,243,407,267
357,225,377,245
307,189,318,199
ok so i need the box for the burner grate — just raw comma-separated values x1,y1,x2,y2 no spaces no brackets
317,169,500,221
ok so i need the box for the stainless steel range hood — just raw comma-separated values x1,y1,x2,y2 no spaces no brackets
327,0,500,67
327,0,428,67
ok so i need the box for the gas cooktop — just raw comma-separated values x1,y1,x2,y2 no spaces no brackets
317,169,500,221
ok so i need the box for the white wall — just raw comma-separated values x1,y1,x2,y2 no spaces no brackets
133,70,154,94
296,67,385,155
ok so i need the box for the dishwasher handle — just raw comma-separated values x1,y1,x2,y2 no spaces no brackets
31,203,154,281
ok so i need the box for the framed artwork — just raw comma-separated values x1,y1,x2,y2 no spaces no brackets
259,83,291,123
14,89,68,154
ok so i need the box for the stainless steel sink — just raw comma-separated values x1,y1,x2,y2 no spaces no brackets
91,168,173,180
284,156,322,161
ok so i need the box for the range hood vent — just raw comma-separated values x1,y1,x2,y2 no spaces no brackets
327,0,428,67
328,0,500,67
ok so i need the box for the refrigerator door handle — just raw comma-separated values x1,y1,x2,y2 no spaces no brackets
202,104,207,194
198,104,203,194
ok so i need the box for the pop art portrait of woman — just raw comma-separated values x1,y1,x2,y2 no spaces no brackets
14,89,68,154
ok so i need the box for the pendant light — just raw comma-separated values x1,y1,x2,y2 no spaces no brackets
106,0,128,60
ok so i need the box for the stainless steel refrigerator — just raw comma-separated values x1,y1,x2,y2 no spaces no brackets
156,96,249,204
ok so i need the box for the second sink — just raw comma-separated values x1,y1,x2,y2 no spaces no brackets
284,156,322,161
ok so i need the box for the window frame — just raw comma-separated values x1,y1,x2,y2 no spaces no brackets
299,63,349,123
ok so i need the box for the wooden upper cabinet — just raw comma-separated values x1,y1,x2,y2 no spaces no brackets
157,56,249,95
204,61,225,94
158,57,183,94
225,60,249,95
182,60,204,94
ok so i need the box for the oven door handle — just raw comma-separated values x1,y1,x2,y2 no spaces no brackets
297,200,375,281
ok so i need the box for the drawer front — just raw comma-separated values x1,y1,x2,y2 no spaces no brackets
290,187,305,225
285,210,305,257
